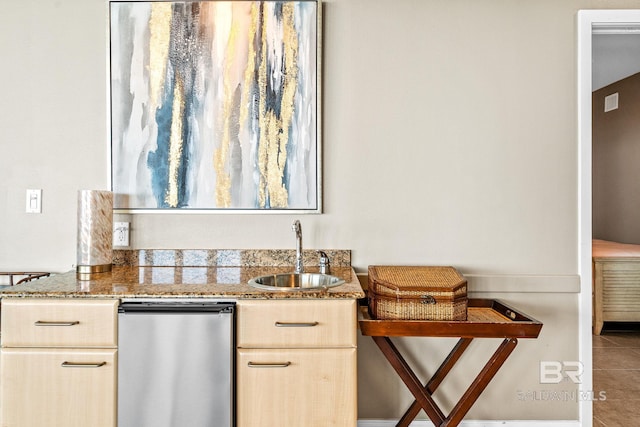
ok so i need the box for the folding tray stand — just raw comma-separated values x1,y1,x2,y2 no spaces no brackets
359,299,543,427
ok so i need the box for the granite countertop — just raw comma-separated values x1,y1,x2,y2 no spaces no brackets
0,249,365,300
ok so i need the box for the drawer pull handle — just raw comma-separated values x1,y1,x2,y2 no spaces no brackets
275,321,319,327
35,321,80,327
247,361,291,368
61,361,107,368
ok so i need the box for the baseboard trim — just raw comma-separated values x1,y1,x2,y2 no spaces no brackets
357,421,580,427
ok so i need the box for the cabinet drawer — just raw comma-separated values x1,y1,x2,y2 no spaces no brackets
237,299,356,348
1,348,116,427
1,299,118,347
237,348,356,427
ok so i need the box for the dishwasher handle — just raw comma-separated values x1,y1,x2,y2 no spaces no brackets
119,301,235,314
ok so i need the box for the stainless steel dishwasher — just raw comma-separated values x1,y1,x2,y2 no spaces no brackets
118,300,235,427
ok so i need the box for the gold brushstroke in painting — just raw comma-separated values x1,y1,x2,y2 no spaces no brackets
214,5,242,208
257,3,299,208
165,79,185,208
149,3,172,112
240,4,259,131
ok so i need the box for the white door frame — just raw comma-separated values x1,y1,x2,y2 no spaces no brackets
578,9,640,427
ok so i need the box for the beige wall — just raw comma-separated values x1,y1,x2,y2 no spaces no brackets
3,0,639,421
593,71,640,244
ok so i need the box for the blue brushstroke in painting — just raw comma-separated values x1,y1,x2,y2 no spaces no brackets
147,80,173,208
147,2,203,208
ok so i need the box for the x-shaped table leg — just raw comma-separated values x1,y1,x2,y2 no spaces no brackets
397,337,473,426
371,336,518,427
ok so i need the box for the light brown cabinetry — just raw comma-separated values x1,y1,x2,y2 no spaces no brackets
1,299,118,427
236,299,358,427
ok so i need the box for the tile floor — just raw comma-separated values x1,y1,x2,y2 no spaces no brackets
593,323,640,426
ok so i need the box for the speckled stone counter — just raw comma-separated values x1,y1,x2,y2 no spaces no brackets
0,249,364,300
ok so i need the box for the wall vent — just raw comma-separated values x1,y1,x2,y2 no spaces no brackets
604,92,619,112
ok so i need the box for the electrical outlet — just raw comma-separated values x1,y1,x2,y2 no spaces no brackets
113,222,130,247
26,189,42,213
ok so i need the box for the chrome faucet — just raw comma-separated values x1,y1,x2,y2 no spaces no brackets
292,220,303,273
317,250,330,274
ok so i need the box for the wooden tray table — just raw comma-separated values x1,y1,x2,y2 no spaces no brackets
359,299,543,427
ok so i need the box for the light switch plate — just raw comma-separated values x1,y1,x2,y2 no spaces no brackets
26,189,42,213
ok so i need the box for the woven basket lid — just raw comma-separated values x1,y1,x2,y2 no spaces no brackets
368,266,466,291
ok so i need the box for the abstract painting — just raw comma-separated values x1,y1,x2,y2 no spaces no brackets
110,1,319,211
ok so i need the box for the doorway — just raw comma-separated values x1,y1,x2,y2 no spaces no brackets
578,9,640,427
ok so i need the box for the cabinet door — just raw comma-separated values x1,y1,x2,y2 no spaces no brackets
237,348,357,427
1,348,116,427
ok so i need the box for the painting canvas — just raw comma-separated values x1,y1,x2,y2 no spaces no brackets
110,0,319,211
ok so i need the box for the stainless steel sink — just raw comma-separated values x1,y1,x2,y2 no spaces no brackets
248,273,345,291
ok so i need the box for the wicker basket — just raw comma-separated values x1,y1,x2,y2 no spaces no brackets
368,266,467,320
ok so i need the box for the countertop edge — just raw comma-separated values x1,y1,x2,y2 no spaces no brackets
0,266,366,300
